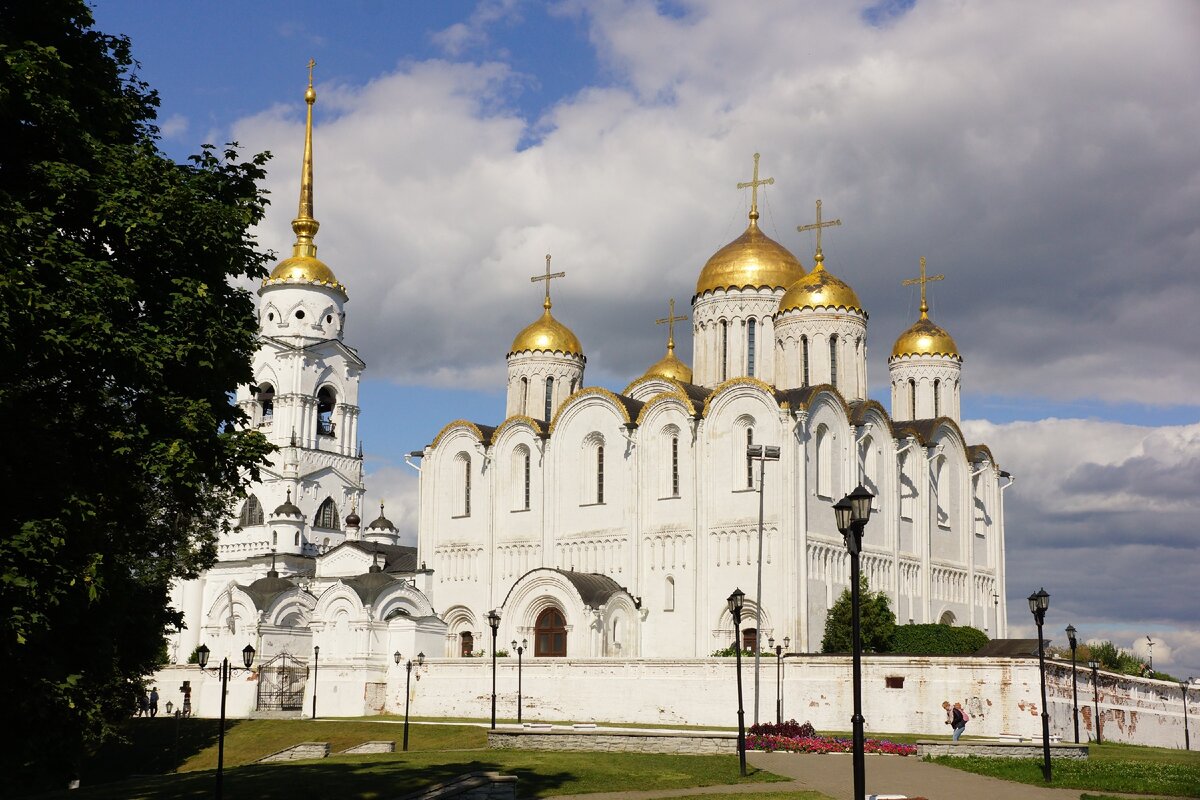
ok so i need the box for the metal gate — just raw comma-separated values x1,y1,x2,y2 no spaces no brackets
256,652,307,711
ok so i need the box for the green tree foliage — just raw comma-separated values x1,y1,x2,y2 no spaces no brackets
821,576,897,653
891,623,989,655
0,1,274,786
1088,641,1175,681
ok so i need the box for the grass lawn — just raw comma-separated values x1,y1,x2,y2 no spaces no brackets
930,741,1200,797
44,718,784,799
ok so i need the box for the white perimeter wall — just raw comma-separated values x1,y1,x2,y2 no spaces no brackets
150,656,1195,750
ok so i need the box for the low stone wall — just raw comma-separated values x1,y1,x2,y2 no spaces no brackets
488,727,737,754
342,740,396,754
395,771,517,800
916,740,1089,760
257,741,331,762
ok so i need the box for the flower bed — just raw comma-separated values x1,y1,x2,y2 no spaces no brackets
746,720,917,756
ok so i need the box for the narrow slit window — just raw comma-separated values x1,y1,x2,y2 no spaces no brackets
544,377,554,421
596,444,605,503
747,318,756,377
829,334,838,387
801,335,810,386
720,320,728,382
746,428,755,489
671,435,680,497
933,379,941,417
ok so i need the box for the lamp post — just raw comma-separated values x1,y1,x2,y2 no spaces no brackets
196,643,256,800
512,638,527,724
1028,588,1052,782
834,484,874,800
1147,636,1154,673
1066,624,1079,743
311,644,320,720
165,702,181,771
1181,680,1192,751
747,443,780,726
1089,660,1102,744
768,636,789,724
728,588,747,777
487,609,501,730
992,590,1000,636
395,650,425,751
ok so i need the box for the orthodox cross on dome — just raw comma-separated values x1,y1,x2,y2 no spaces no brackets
655,298,687,353
796,199,842,262
737,152,774,220
901,256,945,319
307,58,315,88
530,253,566,310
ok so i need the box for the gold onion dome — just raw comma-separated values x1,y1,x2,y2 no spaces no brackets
779,249,863,314
695,215,805,297
262,61,348,298
509,299,584,357
644,346,693,383
892,313,960,359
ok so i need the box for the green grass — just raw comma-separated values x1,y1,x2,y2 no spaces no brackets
46,718,784,799
665,793,831,800
929,742,1200,797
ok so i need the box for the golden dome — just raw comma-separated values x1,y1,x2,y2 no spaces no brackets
644,347,693,383
261,62,347,298
509,304,584,357
778,249,863,314
695,217,805,297
891,315,960,359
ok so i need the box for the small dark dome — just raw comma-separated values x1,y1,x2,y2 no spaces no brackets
367,501,395,531
345,508,361,527
273,488,302,517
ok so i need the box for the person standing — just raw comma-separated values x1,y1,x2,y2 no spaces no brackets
138,692,149,717
148,687,159,718
951,702,968,741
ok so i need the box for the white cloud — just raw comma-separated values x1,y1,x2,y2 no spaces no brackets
158,113,189,140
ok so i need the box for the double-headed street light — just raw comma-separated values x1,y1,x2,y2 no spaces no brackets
1028,588,1052,782
1089,660,1102,744
833,484,874,800
196,643,256,800
512,638,528,723
747,443,780,727
487,609,501,730
1066,624,1080,743
768,636,790,725
728,588,747,777
394,650,425,751
312,644,320,720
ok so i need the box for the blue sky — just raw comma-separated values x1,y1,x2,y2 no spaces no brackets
90,1,1200,677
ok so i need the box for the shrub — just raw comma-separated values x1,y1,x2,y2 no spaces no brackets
892,623,988,655
749,720,816,738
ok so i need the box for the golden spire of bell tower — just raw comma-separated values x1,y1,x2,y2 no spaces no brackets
902,256,945,319
291,59,320,259
737,152,774,222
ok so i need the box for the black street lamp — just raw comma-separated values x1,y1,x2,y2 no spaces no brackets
1066,624,1079,743
768,636,789,725
992,590,1000,636
487,609,501,730
395,650,425,751
1028,588,1052,782
196,643,256,800
834,484,874,800
728,588,747,777
512,638,527,724
1181,680,1192,751
165,701,181,771
311,644,320,720
1089,660,1102,744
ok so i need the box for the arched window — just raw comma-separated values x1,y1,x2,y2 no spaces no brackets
747,318,757,377
801,335,810,386
909,379,917,418
934,457,948,527
596,444,605,504
815,426,832,499
939,610,957,626
294,531,300,546
933,379,941,417
544,377,554,421
257,383,275,420
460,631,474,657
665,576,676,611
522,447,531,510
535,607,567,657
316,386,336,436
239,495,264,527
569,378,577,394
745,427,755,489
272,530,278,546
520,377,528,413
671,435,680,497
453,452,471,516
899,453,914,520
720,320,728,382
861,436,879,508
314,497,339,529
829,334,839,387
512,446,531,511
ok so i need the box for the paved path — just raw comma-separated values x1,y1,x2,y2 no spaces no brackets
555,752,1188,800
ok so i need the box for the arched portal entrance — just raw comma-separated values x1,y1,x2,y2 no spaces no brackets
534,607,567,657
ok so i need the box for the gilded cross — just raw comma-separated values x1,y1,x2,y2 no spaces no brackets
531,253,566,308
737,153,774,217
307,58,316,88
796,199,842,255
901,256,945,317
655,298,688,350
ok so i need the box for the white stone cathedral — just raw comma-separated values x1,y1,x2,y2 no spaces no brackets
417,167,1012,660
171,77,1010,693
